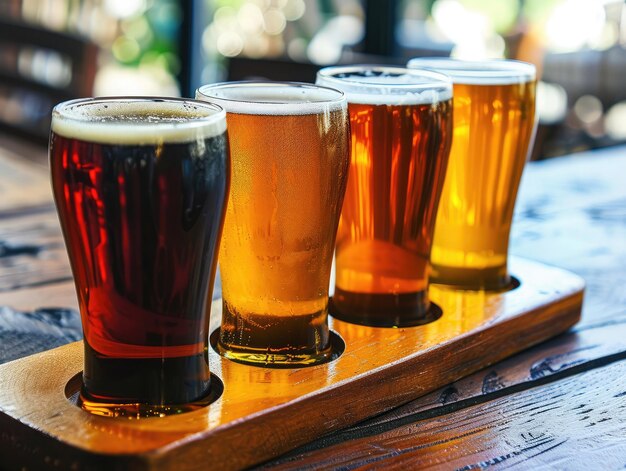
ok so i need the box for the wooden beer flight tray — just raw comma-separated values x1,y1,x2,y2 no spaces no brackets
0,257,584,471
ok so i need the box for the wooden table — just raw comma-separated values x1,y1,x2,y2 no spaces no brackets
0,134,625,469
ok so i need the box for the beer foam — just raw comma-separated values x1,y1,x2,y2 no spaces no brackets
407,58,536,85
52,98,227,144
196,83,347,116
315,66,453,105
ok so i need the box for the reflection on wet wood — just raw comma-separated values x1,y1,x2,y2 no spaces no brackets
0,258,582,470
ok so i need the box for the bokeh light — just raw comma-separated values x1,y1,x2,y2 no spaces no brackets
605,102,626,140
545,0,606,53
537,81,568,125
104,0,147,19
4,0,626,157
202,0,364,69
12,0,182,96
574,95,603,125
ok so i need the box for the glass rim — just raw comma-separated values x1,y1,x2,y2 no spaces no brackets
51,96,227,145
407,58,536,84
315,65,453,105
52,96,226,125
316,65,453,91
196,81,347,115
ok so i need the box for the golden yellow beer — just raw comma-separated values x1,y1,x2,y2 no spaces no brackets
197,83,349,366
317,66,453,326
408,59,537,290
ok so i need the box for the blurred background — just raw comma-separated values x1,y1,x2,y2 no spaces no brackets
1,0,626,159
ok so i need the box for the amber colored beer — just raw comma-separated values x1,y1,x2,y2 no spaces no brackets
197,83,349,366
316,66,453,326
408,59,537,289
50,98,229,417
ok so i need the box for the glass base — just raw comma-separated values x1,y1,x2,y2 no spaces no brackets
210,328,344,368
217,302,334,367
214,339,333,368
77,375,223,418
330,289,442,327
216,347,334,367
431,264,517,291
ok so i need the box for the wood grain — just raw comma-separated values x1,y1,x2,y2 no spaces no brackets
0,144,50,212
362,315,626,425
0,142,622,469
262,314,626,467
255,146,626,469
0,208,71,292
0,258,582,471
0,305,81,364
0,280,77,314
0,132,48,167
260,357,626,470
511,146,626,327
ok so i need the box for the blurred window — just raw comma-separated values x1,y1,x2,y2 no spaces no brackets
197,0,365,85
0,0,182,96
2,0,626,157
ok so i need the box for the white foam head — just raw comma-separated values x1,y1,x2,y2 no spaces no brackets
51,98,227,145
315,65,453,105
407,58,536,85
196,82,347,115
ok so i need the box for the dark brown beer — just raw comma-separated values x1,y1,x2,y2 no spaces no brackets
50,98,229,416
317,67,453,326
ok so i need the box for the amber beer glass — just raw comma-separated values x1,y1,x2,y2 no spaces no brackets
196,83,350,366
316,66,453,326
408,58,537,289
49,98,229,417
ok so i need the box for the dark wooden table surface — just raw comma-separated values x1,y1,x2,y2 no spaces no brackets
1,134,625,469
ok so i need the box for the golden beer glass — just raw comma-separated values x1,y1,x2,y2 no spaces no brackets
196,82,350,366
408,58,537,290
316,66,453,327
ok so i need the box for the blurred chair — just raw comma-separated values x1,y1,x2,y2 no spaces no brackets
0,18,97,144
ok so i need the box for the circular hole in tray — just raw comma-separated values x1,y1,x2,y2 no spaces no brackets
476,275,521,293
65,372,224,418
505,275,521,292
329,298,444,328
209,328,345,368
433,275,521,293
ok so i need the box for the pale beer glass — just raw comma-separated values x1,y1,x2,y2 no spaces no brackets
408,58,537,290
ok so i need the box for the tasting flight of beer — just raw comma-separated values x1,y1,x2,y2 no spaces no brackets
47,59,538,417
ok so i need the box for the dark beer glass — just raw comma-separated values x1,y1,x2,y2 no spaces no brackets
197,82,350,367
316,66,453,327
50,97,230,417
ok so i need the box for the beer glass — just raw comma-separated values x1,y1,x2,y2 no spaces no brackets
316,66,453,327
407,58,537,290
196,82,350,366
50,97,229,417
